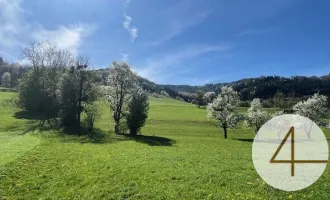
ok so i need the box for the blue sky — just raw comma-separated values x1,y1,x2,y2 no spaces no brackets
0,0,330,85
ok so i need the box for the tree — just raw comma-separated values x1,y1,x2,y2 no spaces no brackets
245,98,271,134
83,104,100,132
1,72,11,87
293,93,328,126
19,41,73,123
106,61,138,134
204,91,216,104
195,90,204,108
207,86,241,139
272,90,284,108
59,57,99,129
126,89,149,135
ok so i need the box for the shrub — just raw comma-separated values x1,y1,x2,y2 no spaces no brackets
126,91,149,135
176,96,184,101
83,104,99,131
160,90,169,97
238,101,250,107
262,99,273,108
151,92,162,98
1,72,11,87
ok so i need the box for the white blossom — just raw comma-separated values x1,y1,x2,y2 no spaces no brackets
245,98,271,134
204,91,216,103
1,72,11,87
207,86,241,138
106,61,138,133
293,93,328,138
293,93,328,126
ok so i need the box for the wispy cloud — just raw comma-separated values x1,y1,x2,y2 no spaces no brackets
147,0,212,46
134,44,235,83
123,0,137,41
0,0,95,61
237,28,274,36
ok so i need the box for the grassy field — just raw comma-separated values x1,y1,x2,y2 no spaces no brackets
1,91,330,199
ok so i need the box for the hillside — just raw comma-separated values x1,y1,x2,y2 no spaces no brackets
1,91,330,199
161,75,330,100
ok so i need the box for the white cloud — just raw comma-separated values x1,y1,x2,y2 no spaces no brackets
123,0,138,41
0,0,27,47
0,0,95,61
121,53,129,61
134,44,235,83
33,23,95,56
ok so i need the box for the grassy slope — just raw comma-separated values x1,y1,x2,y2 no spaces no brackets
0,92,330,199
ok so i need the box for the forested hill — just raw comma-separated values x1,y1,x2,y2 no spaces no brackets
155,75,330,101
97,62,330,101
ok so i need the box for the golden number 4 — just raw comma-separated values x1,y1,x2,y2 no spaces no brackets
270,126,328,176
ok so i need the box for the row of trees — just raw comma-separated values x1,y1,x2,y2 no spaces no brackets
17,41,149,135
206,86,328,139
0,57,28,88
18,41,99,130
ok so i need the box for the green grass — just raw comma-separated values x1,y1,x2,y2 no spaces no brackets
0,92,330,199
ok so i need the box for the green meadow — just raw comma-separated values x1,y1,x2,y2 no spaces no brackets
0,91,330,199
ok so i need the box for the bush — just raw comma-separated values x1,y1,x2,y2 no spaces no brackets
238,101,250,107
83,104,99,131
18,69,51,113
262,99,273,108
191,99,197,104
160,90,169,97
126,92,149,135
176,96,184,101
283,109,294,114
0,87,17,92
151,92,162,98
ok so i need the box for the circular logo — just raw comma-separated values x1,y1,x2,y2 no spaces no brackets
252,114,328,191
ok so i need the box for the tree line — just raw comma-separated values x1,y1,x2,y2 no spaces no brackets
205,86,328,139
160,75,330,103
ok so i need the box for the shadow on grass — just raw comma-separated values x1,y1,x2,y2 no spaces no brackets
59,127,114,144
0,120,39,133
11,110,175,146
232,138,254,143
13,110,48,121
121,134,176,146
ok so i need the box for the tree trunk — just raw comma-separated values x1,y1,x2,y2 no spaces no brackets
224,127,228,139
77,99,81,129
130,129,137,136
115,121,119,134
